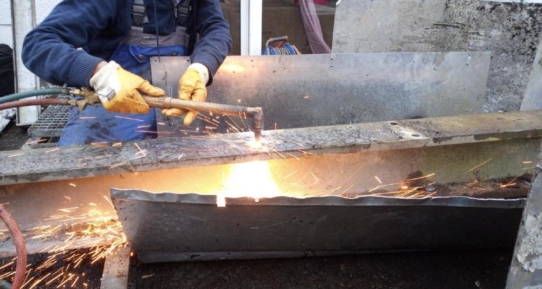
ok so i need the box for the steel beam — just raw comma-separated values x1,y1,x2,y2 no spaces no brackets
2,111,541,185
0,111,540,254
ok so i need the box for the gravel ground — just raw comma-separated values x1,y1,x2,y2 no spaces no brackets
0,120,29,151
128,248,514,289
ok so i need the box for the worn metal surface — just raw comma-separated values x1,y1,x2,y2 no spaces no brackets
2,111,540,186
150,53,489,135
112,189,524,263
506,144,542,288
0,111,540,239
332,0,542,113
101,247,130,289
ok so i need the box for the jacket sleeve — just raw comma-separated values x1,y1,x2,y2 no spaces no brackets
22,1,121,87
190,0,232,83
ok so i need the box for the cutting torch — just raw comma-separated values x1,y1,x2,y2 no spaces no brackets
0,87,264,142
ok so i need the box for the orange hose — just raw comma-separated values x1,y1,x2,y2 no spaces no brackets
0,205,27,289
0,98,69,110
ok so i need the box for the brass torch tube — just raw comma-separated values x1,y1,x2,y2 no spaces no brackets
143,96,263,141
143,96,254,117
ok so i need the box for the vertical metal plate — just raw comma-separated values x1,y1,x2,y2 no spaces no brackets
151,53,490,136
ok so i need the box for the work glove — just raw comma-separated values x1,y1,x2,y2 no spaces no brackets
162,63,209,126
90,61,165,114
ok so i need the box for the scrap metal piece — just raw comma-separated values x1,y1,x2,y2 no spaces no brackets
151,52,490,135
112,189,524,263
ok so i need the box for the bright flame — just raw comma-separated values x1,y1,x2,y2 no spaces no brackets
218,161,282,205
220,63,246,73
248,139,263,149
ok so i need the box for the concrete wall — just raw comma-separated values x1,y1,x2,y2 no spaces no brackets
333,0,542,113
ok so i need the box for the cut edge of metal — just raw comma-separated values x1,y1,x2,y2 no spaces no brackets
137,248,494,263
110,189,526,209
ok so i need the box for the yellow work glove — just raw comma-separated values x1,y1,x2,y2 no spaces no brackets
90,61,165,114
162,63,209,126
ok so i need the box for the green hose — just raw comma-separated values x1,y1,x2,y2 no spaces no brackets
0,88,65,104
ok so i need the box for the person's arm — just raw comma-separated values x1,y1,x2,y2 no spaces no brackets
164,0,232,124
23,0,164,115
22,0,123,87
190,0,233,84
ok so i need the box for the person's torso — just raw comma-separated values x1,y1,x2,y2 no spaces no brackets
85,0,195,61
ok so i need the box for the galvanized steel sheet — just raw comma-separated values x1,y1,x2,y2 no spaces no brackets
150,53,490,135
112,189,523,263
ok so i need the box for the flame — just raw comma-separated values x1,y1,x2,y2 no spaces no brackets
218,161,281,206
220,63,246,74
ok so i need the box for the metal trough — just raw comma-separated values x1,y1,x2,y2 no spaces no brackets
112,189,524,263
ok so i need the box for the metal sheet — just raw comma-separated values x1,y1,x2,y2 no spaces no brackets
150,53,489,135
112,189,524,263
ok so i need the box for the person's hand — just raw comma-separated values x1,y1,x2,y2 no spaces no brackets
90,61,165,114
162,63,209,126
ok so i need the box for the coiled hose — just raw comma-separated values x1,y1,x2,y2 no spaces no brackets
0,205,26,289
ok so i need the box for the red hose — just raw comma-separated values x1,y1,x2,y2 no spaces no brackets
0,98,69,110
0,205,27,289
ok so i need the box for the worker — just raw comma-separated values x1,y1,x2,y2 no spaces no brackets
22,0,232,146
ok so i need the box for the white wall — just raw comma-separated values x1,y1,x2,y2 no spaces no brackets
0,0,13,47
0,0,61,49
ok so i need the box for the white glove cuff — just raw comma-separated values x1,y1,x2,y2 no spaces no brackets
90,61,121,104
189,63,210,85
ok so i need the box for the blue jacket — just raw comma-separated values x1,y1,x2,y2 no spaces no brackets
22,0,232,88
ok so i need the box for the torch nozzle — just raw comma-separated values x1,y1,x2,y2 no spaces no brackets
250,107,264,143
